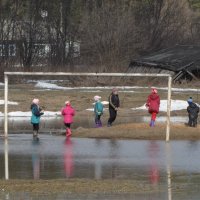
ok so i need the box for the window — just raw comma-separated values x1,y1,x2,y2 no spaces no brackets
8,44,16,56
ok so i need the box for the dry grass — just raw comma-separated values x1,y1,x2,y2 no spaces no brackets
0,179,163,194
73,123,200,140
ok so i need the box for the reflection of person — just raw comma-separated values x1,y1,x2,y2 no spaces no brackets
146,88,160,127
64,138,74,178
32,140,40,179
30,98,44,140
94,95,104,128
61,101,75,137
148,141,160,184
187,97,199,127
107,88,120,127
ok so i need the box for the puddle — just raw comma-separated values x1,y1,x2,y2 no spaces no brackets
1,135,200,199
1,135,200,180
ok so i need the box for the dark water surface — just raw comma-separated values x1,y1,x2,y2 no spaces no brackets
1,134,200,199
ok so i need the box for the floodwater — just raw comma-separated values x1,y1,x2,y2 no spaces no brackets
1,134,200,199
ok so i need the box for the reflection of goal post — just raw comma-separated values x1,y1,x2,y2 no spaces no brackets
4,72,172,141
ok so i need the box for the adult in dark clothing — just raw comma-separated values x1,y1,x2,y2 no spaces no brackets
187,97,199,127
107,88,120,127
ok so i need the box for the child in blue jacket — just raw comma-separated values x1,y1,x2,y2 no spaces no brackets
31,98,44,140
94,95,104,128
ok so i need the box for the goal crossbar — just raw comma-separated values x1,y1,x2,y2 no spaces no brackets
4,72,172,141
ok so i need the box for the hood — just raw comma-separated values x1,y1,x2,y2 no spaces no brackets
31,103,37,109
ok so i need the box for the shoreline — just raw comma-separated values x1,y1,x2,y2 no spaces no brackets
1,122,199,140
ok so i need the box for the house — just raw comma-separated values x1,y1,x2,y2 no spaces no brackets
0,40,80,67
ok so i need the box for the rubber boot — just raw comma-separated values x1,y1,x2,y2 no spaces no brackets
67,128,72,137
149,120,153,127
36,131,39,141
33,130,37,138
66,128,68,137
99,120,102,127
151,120,155,127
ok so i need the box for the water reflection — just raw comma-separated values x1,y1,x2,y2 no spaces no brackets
64,138,74,178
165,143,172,200
4,139,9,180
32,140,41,179
148,141,160,185
2,136,200,199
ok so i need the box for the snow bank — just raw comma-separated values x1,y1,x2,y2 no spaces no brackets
132,100,189,112
0,100,18,105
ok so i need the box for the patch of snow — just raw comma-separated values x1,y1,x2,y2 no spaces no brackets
0,100,18,105
34,81,200,93
0,111,61,117
132,100,191,112
142,116,188,123
35,81,67,90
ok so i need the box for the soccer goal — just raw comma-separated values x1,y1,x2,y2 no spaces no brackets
4,72,172,141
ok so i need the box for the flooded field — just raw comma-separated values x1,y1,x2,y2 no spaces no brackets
1,134,200,199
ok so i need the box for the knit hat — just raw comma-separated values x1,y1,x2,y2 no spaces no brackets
32,98,39,104
187,97,193,103
65,101,70,105
152,88,158,94
94,95,101,101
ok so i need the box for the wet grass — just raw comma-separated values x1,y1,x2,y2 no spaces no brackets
0,179,164,194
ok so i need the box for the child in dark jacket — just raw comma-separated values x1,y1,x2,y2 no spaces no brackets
61,101,75,137
30,98,44,140
187,97,199,127
94,95,104,127
146,88,160,127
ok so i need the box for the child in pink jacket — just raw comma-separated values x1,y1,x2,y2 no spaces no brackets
61,101,75,137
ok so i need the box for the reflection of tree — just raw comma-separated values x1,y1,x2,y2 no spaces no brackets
64,138,74,178
31,140,40,180
148,141,160,184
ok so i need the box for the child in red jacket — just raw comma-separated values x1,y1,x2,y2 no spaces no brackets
146,88,160,127
61,101,75,137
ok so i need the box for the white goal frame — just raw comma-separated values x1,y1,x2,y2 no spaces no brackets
4,72,172,141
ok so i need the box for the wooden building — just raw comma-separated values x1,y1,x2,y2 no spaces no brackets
128,45,200,82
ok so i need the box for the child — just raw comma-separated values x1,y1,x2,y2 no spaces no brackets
61,101,75,137
146,88,160,127
94,95,104,128
187,97,199,127
30,98,44,140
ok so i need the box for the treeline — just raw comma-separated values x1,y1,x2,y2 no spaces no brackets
0,0,200,74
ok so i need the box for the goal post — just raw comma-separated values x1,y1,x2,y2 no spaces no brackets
4,72,172,141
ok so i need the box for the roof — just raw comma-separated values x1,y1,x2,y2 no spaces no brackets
129,45,200,72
